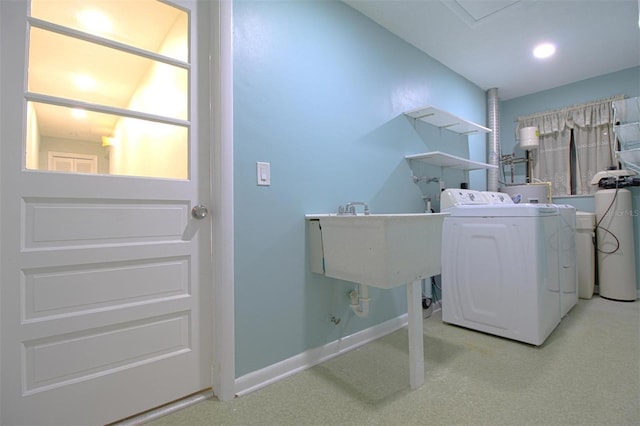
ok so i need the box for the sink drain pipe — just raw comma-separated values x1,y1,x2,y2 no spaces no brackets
487,87,501,192
349,284,370,317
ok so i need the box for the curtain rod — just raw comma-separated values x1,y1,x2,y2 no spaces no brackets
516,94,625,122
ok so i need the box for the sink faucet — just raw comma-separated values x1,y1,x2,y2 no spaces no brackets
339,202,370,215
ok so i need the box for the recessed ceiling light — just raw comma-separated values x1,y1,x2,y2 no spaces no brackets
76,9,112,35
533,43,556,59
71,108,87,119
72,74,96,91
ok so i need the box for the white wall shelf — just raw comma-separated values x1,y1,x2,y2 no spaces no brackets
404,106,491,135
617,148,640,174
406,151,497,171
614,97,640,173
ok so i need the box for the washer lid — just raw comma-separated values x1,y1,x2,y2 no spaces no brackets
444,204,559,217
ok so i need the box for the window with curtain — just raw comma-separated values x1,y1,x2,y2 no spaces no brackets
516,95,623,196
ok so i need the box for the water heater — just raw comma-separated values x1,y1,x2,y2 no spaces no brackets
595,188,637,301
519,126,539,150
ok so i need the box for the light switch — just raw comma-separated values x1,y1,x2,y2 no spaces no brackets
257,162,271,186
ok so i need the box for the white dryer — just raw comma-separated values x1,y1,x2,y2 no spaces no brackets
440,189,561,346
556,204,577,317
490,193,577,317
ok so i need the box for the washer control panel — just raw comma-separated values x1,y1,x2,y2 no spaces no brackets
482,191,514,204
441,189,487,210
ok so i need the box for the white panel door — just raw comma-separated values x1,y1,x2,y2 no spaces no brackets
0,1,213,424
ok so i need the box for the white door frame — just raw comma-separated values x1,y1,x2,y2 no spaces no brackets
210,0,235,402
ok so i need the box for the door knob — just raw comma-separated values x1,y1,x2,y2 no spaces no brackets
192,205,209,219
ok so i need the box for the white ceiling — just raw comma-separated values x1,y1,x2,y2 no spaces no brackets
344,0,640,100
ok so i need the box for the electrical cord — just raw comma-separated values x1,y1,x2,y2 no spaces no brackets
421,276,443,310
421,278,431,310
594,181,621,255
431,276,441,308
422,295,432,310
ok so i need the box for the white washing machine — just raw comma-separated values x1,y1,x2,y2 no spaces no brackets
440,189,561,346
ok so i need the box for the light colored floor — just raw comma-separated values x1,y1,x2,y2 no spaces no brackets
149,296,639,425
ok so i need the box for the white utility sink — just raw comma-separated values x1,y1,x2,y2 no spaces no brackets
305,212,449,391
305,213,448,289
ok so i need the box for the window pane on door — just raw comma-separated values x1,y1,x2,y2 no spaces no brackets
26,0,190,180
26,102,188,179
28,27,188,120
30,0,188,62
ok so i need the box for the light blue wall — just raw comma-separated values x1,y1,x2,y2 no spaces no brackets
233,0,487,377
500,66,640,292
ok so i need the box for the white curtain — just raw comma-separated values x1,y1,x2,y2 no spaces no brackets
517,95,622,196
518,112,572,196
572,104,616,194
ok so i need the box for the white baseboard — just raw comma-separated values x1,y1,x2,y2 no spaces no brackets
234,313,409,397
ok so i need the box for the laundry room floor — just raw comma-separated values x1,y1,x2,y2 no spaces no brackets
146,295,639,425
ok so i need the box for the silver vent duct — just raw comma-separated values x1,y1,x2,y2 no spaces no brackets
486,88,500,192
